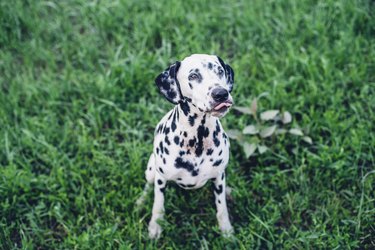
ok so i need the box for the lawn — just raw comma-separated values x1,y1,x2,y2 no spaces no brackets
0,0,374,249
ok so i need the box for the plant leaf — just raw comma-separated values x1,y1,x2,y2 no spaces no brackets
302,136,313,144
276,128,287,135
257,92,270,99
243,142,257,158
258,145,268,154
226,129,241,139
233,106,252,115
282,111,292,124
260,125,277,138
289,128,304,136
243,125,259,135
250,98,257,115
260,110,279,121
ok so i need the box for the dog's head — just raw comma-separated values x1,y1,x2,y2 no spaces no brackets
155,54,234,117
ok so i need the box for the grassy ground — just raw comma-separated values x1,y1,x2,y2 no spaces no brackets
0,0,374,249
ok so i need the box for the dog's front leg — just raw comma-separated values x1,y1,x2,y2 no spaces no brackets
148,172,166,239
213,172,233,236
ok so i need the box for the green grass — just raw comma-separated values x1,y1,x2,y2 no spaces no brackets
0,0,374,249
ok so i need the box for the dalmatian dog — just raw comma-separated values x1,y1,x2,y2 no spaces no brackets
138,54,234,239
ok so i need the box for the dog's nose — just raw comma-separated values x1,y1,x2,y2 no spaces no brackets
211,88,229,102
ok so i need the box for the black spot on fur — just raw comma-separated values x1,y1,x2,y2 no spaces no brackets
174,136,180,145
180,101,190,116
175,157,198,176
189,138,196,147
157,179,163,185
177,178,182,181
187,149,191,155
159,141,164,154
180,139,184,147
223,133,228,139
171,121,176,132
208,62,213,69
213,121,221,147
165,148,169,155
214,184,223,194
195,116,209,157
160,187,165,193
183,131,187,137
207,148,213,155
165,136,171,145
156,147,159,155
222,173,225,180
219,150,222,156
223,134,228,145
197,73,203,83
216,120,221,131
163,158,166,164
157,124,163,133
163,127,170,135
171,110,177,132
200,159,204,164
213,159,222,167
201,116,206,125
159,167,164,173
179,151,185,156
188,82,193,89
210,158,213,162
218,199,221,204
188,113,198,126
167,111,174,120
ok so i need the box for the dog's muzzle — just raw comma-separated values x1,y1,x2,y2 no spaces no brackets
211,87,233,115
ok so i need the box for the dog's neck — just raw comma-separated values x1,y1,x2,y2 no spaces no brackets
175,100,217,131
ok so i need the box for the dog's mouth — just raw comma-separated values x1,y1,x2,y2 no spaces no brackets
212,100,233,113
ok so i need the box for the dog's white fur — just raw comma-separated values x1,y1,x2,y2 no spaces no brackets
139,54,234,238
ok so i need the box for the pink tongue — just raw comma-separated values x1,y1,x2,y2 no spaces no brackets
214,102,231,111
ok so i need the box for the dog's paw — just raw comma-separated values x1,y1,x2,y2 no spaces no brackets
135,196,145,207
148,221,162,239
220,223,234,238
225,186,234,201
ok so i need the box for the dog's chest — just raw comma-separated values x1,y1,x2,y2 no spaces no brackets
154,108,229,188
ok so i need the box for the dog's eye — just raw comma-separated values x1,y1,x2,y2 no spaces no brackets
188,73,199,81
218,68,224,76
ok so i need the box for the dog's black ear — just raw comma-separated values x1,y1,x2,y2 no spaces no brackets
155,61,183,104
217,56,234,92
